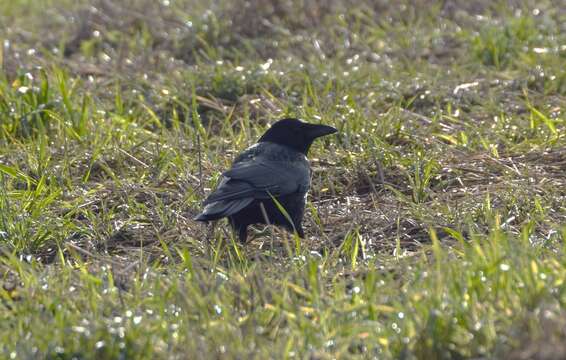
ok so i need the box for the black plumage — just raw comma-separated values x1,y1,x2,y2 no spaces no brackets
194,118,337,243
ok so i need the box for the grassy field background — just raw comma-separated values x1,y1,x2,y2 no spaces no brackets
0,0,565,358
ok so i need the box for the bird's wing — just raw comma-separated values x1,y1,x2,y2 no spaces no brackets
203,157,309,206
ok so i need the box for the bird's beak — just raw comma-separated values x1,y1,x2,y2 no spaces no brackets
305,123,338,139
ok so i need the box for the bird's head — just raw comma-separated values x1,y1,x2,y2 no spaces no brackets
258,118,337,155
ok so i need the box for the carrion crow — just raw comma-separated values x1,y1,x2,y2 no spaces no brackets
194,118,337,243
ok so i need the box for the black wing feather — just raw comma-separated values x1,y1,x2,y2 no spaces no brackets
195,147,309,220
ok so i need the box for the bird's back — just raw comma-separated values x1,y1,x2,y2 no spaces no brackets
195,142,311,221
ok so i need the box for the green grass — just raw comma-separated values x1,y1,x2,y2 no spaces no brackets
0,0,565,358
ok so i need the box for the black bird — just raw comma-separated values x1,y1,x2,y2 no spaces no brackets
194,118,337,243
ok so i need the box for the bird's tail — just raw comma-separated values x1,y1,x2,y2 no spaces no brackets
193,212,212,221
194,198,254,222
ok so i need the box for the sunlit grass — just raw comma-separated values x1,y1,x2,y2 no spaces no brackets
0,0,565,358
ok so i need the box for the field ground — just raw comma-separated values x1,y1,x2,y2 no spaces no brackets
1,0,565,358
